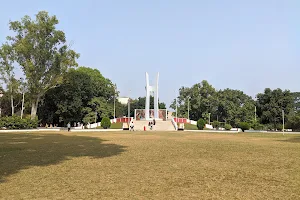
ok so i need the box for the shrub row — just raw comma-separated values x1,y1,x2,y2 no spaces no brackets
196,118,282,132
0,116,39,129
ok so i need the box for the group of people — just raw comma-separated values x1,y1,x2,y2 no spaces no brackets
129,119,156,131
148,119,156,130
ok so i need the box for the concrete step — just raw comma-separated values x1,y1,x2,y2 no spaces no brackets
132,120,175,131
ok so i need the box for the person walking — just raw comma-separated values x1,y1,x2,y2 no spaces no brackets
67,122,71,132
130,121,135,131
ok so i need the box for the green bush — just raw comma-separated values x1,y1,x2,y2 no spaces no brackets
263,124,273,131
212,121,219,129
239,122,250,132
197,118,206,130
0,116,38,129
224,124,232,130
276,124,283,131
101,117,111,129
251,122,264,130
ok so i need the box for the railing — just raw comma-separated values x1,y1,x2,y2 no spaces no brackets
86,122,101,129
115,117,133,123
171,118,178,131
174,118,187,123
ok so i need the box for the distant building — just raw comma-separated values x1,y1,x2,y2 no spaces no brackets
117,97,129,105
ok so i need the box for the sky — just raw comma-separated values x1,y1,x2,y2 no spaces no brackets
0,0,299,107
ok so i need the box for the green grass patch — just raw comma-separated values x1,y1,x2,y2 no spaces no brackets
184,123,198,130
96,122,123,129
110,122,123,129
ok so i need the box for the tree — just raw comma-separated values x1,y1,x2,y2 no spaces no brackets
0,44,19,115
84,97,113,123
292,92,300,111
170,80,217,120
170,81,255,127
239,122,250,132
286,112,300,131
7,11,79,119
38,67,116,125
256,88,293,129
216,89,255,126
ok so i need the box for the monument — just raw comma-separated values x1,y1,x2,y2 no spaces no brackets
134,72,167,121
145,72,159,120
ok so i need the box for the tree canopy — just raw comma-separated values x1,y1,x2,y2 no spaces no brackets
38,67,116,125
7,11,79,119
171,80,297,130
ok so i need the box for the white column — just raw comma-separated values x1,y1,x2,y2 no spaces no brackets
145,72,150,120
154,72,159,119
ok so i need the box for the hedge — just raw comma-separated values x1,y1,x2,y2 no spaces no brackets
0,116,39,129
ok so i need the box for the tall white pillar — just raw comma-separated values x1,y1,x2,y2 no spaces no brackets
154,73,159,119
145,72,150,120
145,72,159,120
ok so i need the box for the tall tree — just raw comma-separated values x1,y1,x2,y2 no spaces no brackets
292,92,300,111
0,44,15,115
0,44,18,115
170,80,217,120
170,81,255,126
216,89,255,126
7,11,79,119
256,88,294,129
38,67,116,125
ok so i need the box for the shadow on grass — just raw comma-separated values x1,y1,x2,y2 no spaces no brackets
279,137,300,143
0,133,126,183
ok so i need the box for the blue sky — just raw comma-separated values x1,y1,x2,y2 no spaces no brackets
0,0,299,107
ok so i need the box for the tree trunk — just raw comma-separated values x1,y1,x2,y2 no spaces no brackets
9,83,14,116
31,96,40,120
11,94,14,116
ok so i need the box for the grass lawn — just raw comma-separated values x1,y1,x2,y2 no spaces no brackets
184,123,198,130
0,131,300,199
96,122,123,129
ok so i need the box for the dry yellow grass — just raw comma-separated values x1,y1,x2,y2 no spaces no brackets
0,131,300,199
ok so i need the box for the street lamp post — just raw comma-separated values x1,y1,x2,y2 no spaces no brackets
175,95,178,122
187,97,190,120
282,110,285,135
113,84,116,119
0,90,3,117
255,106,257,122
128,90,131,122
254,96,257,122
